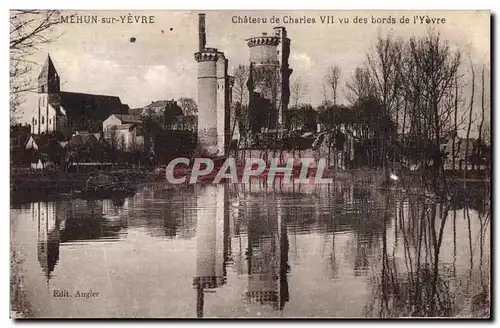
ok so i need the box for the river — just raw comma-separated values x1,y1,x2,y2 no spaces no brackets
10,180,490,318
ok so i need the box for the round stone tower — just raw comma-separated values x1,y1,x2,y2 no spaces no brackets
247,33,280,67
194,48,219,155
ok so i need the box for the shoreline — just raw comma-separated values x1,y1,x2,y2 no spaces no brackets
10,166,489,204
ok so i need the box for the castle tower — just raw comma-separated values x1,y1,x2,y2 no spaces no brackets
194,14,232,156
273,27,292,127
33,55,62,135
246,28,292,131
195,48,219,156
216,53,227,156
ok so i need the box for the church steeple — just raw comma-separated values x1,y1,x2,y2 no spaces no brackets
38,54,60,93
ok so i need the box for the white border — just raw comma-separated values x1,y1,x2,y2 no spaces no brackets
2,1,498,327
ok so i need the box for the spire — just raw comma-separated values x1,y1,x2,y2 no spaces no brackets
38,54,60,93
38,54,57,79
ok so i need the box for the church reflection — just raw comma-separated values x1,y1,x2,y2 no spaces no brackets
33,198,127,282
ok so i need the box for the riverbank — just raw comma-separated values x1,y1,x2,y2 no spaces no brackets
11,165,489,204
10,167,151,204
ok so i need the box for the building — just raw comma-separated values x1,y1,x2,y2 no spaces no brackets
102,114,144,152
142,100,182,117
31,55,128,138
25,134,65,169
246,27,292,132
194,14,233,156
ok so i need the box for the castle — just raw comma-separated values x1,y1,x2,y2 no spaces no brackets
194,14,292,156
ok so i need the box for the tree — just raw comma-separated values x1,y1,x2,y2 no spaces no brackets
325,65,341,104
290,76,308,107
178,97,197,116
345,67,375,105
10,10,61,112
285,105,317,132
232,64,249,105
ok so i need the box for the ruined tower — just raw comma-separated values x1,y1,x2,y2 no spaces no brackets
246,27,292,132
194,14,232,157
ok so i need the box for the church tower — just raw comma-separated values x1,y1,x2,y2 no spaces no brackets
33,55,61,135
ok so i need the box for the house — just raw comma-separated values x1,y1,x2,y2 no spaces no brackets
67,131,108,163
25,134,64,169
441,132,481,170
102,114,142,135
102,114,144,152
31,55,128,138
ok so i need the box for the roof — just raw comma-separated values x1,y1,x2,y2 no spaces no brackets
111,114,142,124
67,133,100,149
38,55,58,80
56,92,127,131
143,100,183,116
26,134,50,149
26,134,63,151
128,107,144,116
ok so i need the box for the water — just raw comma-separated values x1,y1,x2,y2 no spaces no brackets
10,181,490,318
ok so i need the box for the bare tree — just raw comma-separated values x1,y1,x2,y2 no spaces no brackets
325,65,341,104
345,66,377,105
465,56,475,174
363,36,403,176
402,32,461,189
290,76,308,107
232,64,249,105
10,10,61,112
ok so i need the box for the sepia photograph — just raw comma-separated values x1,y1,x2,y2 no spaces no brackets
9,10,491,318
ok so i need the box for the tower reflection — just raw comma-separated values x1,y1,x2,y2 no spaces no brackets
245,195,290,311
193,184,230,318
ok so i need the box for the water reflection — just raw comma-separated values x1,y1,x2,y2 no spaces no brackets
33,198,128,282
15,180,490,318
193,184,229,317
365,194,491,318
244,192,289,311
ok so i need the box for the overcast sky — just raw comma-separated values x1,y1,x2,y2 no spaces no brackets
16,10,490,131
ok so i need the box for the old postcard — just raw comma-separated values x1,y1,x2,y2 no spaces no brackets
10,10,491,318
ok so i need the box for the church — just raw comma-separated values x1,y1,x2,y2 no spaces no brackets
31,55,129,139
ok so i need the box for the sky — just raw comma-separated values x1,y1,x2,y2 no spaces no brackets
13,10,490,132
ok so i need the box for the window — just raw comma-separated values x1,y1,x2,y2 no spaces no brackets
41,86,45,93
41,116,45,124
34,119,37,125
49,118,52,125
